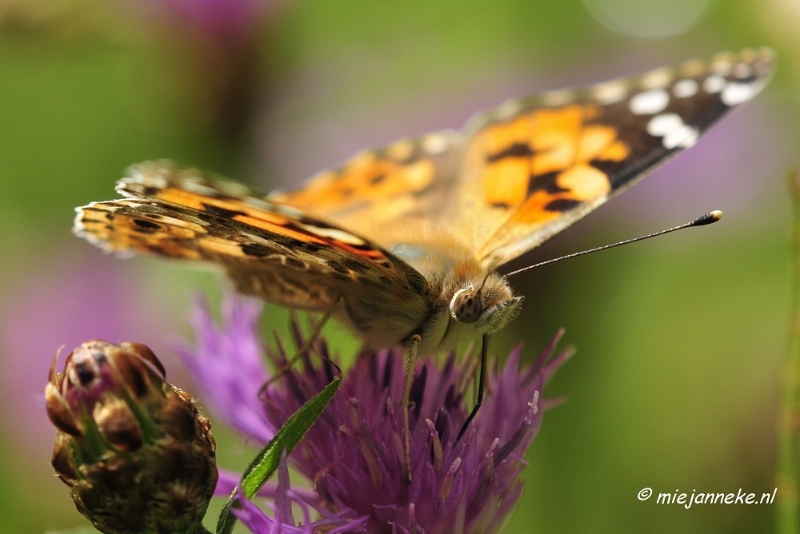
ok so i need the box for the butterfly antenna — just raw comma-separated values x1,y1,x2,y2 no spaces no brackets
478,271,492,292
505,210,723,278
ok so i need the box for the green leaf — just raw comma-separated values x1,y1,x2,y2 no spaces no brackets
216,375,341,534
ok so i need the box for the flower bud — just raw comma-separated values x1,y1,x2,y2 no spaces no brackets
46,340,217,534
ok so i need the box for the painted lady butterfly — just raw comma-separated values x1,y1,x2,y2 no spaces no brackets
75,49,774,362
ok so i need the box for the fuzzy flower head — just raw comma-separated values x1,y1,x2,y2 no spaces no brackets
180,295,569,534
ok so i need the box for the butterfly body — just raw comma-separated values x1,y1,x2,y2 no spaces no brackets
75,48,774,356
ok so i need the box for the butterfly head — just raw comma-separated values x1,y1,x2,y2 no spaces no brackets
447,273,523,335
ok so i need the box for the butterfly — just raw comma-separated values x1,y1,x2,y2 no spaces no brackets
75,48,774,409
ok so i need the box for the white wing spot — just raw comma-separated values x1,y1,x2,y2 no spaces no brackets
629,89,670,115
126,171,167,189
670,126,698,149
672,79,698,98
721,81,759,106
592,79,628,104
647,113,682,136
702,75,726,94
73,206,90,233
421,133,451,155
296,224,365,245
647,113,698,149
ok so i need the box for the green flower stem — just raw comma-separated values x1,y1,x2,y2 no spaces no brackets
779,169,800,534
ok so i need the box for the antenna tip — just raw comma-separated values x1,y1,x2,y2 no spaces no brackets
694,210,724,226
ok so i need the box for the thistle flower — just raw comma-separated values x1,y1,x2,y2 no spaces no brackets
180,295,570,534
46,340,218,534
175,295,276,444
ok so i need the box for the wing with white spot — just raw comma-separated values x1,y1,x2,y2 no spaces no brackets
450,47,774,269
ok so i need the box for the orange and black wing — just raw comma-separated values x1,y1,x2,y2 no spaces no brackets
74,162,432,342
450,47,774,269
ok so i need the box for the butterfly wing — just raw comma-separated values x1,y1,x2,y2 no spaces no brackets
448,47,775,269
74,49,774,344
269,131,464,241
74,162,432,346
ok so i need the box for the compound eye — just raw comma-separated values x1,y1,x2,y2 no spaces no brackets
449,288,482,323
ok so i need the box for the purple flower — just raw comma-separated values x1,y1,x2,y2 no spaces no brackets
232,452,369,534
175,295,276,444
180,294,570,533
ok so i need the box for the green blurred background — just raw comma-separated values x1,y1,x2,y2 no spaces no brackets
0,0,796,532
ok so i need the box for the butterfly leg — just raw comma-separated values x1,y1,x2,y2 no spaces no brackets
402,334,421,483
458,333,489,440
260,296,342,393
